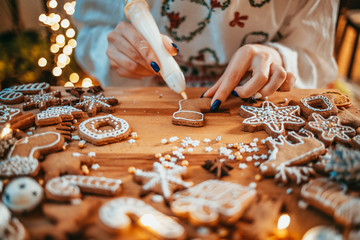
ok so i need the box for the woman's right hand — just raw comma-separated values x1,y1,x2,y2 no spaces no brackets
107,21,179,79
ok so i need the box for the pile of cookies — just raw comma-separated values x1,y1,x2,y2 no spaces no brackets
1,82,360,240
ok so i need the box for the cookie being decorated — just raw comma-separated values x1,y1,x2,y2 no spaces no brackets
134,162,193,201
239,101,305,136
305,113,356,146
0,105,21,124
79,114,131,145
74,93,118,116
99,197,185,240
171,180,256,226
0,82,50,104
45,175,122,202
35,106,86,126
23,90,62,111
0,132,65,177
172,98,211,127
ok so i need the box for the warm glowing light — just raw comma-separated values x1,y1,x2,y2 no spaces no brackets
69,73,79,83
48,0,58,8
57,41,65,48
58,54,67,64
66,28,75,38
68,39,77,48
64,2,75,15
63,45,73,55
0,124,12,139
39,14,47,22
56,34,65,44
38,58,47,67
60,19,70,28
53,14,61,23
57,61,66,68
64,82,74,87
139,214,157,227
53,67,62,76
50,44,60,53
82,78,93,87
51,23,60,31
277,214,290,230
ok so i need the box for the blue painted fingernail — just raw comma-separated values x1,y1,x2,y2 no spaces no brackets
231,90,239,97
200,91,207,98
171,43,179,53
150,61,160,73
210,99,221,112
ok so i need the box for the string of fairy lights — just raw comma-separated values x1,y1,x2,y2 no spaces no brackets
37,0,94,88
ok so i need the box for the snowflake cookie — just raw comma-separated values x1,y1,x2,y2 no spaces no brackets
305,113,356,146
170,180,256,225
74,93,118,116
239,101,305,137
23,90,62,111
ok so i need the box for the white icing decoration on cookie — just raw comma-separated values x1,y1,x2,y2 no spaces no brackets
240,101,305,135
36,106,84,121
0,105,21,123
301,95,333,112
2,177,43,213
46,175,122,201
171,180,256,225
353,135,360,145
99,197,185,239
0,202,26,240
173,99,204,122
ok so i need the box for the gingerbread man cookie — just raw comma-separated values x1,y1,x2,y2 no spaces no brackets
0,82,50,104
23,90,61,111
301,178,360,227
45,175,122,202
0,132,65,177
305,113,356,146
74,93,118,116
99,197,185,240
239,101,305,137
134,162,193,201
79,114,131,145
35,106,86,126
0,105,21,124
171,180,256,226
172,98,211,127
261,129,325,184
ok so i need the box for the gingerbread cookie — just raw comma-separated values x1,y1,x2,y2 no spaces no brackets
172,98,211,127
9,112,35,130
74,93,118,116
0,105,21,124
261,129,325,184
290,94,338,120
353,135,360,149
99,197,185,240
322,91,352,108
23,90,61,111
301,178,360,227
171,180,256,226
305,113,356,146
41,151,96,181
0,202,27,240
239,101,305,137
0,82,50,104
79,114,131,145
45,175,122,202
0,132,65,177
35,106,86,126
202,158,233,178
133,162,193,202
2,177,44,213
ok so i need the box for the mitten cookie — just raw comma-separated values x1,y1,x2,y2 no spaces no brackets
172,98,211,127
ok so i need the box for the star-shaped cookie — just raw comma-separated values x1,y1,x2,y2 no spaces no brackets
305,113,356,146
239,101,305,136
74,93,118,116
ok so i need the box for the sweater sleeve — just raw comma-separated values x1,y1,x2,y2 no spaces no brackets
266,0,339,89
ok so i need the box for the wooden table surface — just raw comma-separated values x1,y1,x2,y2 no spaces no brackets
19,87,359,240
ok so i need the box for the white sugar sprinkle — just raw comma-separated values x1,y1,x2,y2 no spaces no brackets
91,164,100,170
238,163,247,169
161,138,167,144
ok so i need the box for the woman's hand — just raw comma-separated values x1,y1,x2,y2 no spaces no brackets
107,21,179,79
202,44,296,111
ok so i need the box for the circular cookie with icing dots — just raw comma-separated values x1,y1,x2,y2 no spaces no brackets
239,100,305,137
99,197,185,240
0,131,65,177
170,179,256,226
172,98,211,127
79,114,131,145
0,105,21,124
45,175,122,202
2,177,44,213
0,82,50,104
291,94,338,120
305,113,356,146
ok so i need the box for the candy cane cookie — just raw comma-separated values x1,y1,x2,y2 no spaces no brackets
45,175,122,202
0,82,50,104
99,197,185,240
172,98,211,127
79,114,131,145
0,132,65,177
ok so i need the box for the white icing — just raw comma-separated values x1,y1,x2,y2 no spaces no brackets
36,106,83,122
173,99,204,122
0,105,20,123
301,95,334,112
